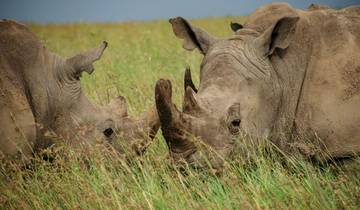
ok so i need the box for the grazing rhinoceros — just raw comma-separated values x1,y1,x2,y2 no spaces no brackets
155,3,360,168
0,20,159,161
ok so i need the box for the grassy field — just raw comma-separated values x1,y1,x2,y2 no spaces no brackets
1,17,360,209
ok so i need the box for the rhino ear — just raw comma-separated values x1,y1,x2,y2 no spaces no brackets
169,17,217,55
255,16,299,56
66,41,107,78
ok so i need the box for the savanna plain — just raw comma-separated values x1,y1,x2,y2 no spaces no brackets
1,17,360,209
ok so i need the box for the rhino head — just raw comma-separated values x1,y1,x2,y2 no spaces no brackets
155,16,299,168
41,41,159,156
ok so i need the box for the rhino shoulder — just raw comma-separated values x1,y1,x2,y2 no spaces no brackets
0,19,43,73
0,19,34,39
0,56,36,160
0,19,42,46
245,3,300,33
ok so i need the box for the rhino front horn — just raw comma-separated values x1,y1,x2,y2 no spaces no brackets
155,79,196,158
155,79,177,126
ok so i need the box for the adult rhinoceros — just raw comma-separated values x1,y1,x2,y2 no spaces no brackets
155,3,360,168
0,20,159,161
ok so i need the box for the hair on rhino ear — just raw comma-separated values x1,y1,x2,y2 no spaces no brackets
230,22,243,32
66,41,107,78
169,17,217,54
255,16,299,56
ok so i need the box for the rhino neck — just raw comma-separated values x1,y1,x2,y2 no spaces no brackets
269,15,314,141
16,47,53,126
47,53,105,137
24,50,102,142
52,92,105,142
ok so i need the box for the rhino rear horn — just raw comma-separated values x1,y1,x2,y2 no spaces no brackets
183,87,206,115
106,96,128,117
132,106,160,155
184,66,197,93
141,106,160,140
66,41,107,77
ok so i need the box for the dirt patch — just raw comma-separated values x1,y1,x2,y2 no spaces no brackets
342,66,360,100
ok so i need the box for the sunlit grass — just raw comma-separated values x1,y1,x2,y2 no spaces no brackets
1,17,360,209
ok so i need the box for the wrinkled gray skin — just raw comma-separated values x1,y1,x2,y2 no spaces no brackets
0,20,159,161
155,3,360,168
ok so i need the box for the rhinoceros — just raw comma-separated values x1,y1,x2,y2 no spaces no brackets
0,20,159,161
155,3,360,168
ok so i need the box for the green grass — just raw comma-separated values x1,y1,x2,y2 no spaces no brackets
1,17,360,209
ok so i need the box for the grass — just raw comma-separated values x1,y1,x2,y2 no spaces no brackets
1,17,360,209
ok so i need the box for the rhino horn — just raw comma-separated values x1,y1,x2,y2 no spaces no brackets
183,86,205,114
155,79,177,126
107,96,159,140
66,41,107,77
140,106,160,140
130,106,161,155
184,66,197,93
155,79,196,158
106,96,128,117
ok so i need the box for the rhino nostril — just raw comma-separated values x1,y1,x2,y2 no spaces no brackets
231,119,241,127
103,128,114,138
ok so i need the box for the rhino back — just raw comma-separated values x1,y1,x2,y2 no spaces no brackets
1,19,56,123
0,20,42,76
296,7,360,156
242,4,360,157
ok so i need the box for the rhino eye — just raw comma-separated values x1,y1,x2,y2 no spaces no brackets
228,119,241,135
103,128,114,138
231,119,241,127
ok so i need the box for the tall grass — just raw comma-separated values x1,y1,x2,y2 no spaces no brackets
1,17,360,209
